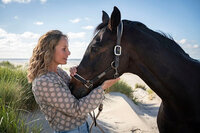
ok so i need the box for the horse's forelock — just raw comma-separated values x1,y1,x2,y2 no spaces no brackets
94,22,108,35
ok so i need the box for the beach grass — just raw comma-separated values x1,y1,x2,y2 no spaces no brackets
0,66,38,111
0,61,22,69
105,80,138,104
135,83,155,100
0,61,40,132
135,83,147,90
0,101,42,133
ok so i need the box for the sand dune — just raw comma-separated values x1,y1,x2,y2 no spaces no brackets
88,92,157,133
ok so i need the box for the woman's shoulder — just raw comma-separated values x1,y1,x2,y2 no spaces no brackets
33,72,58,86
57,67,70,78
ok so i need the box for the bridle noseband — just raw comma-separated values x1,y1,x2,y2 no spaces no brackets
74,21,123,89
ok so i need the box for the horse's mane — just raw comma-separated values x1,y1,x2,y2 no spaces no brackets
141,23,190,58
94,20,190,58
94,20,174,41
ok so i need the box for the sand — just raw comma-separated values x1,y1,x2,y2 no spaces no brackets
87,73,161,133
26,73,161,133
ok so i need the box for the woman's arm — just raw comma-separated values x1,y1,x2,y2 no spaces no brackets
33,77,104,117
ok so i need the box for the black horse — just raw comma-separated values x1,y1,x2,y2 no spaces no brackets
70,7,200,133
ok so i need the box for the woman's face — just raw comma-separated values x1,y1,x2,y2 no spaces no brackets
53,36,71,65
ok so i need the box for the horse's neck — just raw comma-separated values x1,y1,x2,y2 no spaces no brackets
128,59,169,100
127,41,200,102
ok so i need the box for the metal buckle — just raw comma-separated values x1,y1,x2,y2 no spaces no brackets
85,80,93,88
114,45,121,56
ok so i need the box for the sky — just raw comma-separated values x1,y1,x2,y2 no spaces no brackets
0,0,200,60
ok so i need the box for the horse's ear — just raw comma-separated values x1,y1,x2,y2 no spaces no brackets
102,11,109,24
108,6,121,31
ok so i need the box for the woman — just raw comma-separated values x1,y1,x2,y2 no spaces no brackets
27,30,119,133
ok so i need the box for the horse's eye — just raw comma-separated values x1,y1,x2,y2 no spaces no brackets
91,46,99,53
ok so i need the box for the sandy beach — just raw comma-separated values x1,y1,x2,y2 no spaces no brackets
26,72,161,133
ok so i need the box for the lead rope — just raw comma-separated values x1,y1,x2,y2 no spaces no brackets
89,103,104,133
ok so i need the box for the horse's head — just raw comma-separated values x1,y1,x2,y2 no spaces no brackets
70,7,132,98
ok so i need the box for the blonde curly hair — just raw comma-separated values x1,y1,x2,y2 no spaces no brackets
27,30,67,83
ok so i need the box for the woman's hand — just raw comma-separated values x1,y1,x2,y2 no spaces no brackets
69,66,77,77
101,78,120,90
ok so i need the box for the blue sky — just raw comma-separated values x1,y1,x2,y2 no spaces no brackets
0,0,200,59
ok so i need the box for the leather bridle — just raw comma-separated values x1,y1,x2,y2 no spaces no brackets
74,21,123,89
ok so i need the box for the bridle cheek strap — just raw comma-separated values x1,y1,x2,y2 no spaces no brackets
114,21,123,78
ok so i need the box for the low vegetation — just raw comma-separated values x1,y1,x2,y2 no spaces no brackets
135,83,147,90
135,83,155,100
0,61,40,133
0,61,22,69
105,80,138,104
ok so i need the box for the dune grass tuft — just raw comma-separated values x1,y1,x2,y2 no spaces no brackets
105,80,138,104
135,83,147,90
135,83,155,100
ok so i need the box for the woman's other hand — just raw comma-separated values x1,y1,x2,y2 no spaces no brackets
70,66,77,77
101,78,120,90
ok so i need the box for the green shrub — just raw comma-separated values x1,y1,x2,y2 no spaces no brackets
105,80,138,103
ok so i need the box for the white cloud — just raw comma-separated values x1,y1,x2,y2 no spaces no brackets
68,41,88,59
179,39,186,44
20,32,40,39
40,0,47,4
69,41,88,48
82,25,94,30
2,0,31,4
177,38,200,59
2,0,12,4
68,46,87,59
0,28,7,36
14,16,19,19
34,21,44,26
0,28,40,58
67,32,86,39
177,39,198,49
0,28,89,59
193,44,199,48
69,18,81,23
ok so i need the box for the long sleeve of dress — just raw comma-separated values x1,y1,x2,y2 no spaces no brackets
32,74,105,118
